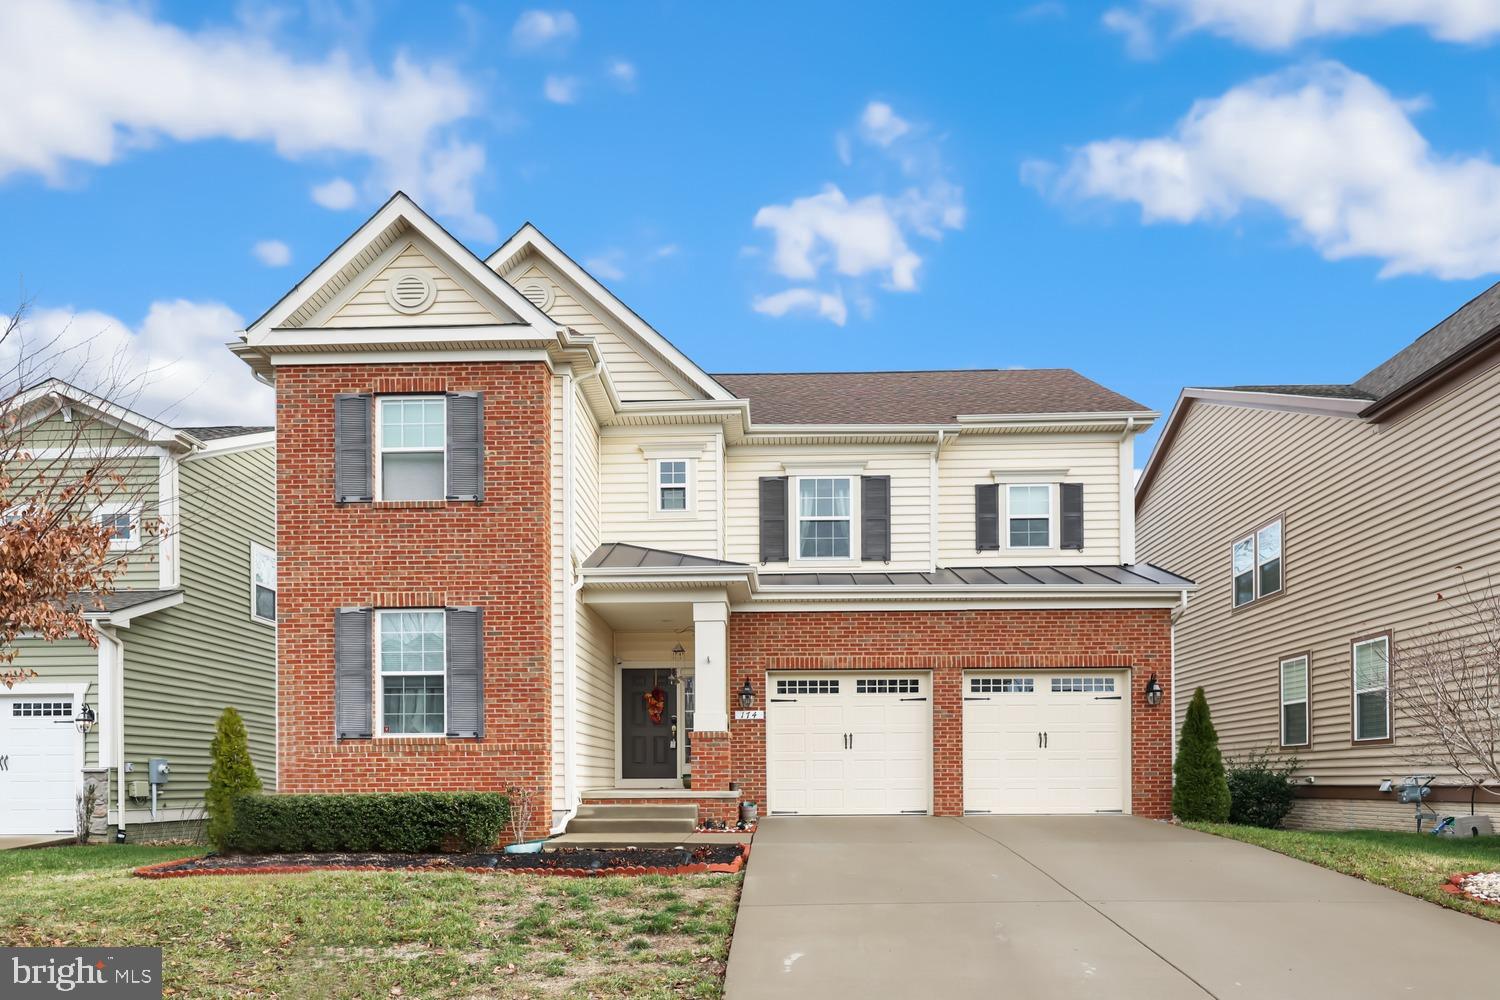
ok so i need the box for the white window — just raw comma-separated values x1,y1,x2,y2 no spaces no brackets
377,396,445,501
95,503,142,551
1233,518,1282,607
652,458,693,514
796,477,853,559
1280,655,1309,747
1006,484,1053,549
250,542,277,626
1352,636,1390,742
377,610,446,735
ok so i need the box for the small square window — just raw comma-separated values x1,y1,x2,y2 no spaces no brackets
656,459,690,512
251,542,277,625
95,504,142,551
1006,485,1052,549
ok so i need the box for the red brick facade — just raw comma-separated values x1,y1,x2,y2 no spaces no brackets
722,609,1174,819
275,362,554,839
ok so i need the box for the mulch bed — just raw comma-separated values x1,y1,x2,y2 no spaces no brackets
1441,870,1500,906
135,844,750,880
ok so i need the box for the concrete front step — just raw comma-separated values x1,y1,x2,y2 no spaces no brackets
566,816,697,834
574,803,698,821
548,831,751,849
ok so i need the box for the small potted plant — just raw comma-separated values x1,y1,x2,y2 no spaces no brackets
502,785,544,854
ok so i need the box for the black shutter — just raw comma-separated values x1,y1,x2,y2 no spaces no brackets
759,476,789,563
975,484,1000,552
445,392,484,501
333,607,373,739
861,475,891,562
1060,482,1085,551
445,607,484,738
333,394,373,503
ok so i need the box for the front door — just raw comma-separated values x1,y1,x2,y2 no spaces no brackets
620,669,677,780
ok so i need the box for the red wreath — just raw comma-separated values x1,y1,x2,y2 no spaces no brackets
644,686,667,725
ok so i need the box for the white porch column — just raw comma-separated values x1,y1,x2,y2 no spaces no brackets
692,600,729,732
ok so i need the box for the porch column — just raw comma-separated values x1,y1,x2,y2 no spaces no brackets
691,600,729,732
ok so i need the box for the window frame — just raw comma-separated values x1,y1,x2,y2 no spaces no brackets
791,474,859,563
1231,515,1284,609
649,457,695,517
1351,632,1393,745
375,608,448,738
374,395,447,502
1004,483,1055,550
95,502,143,552
1278,652,1311,749
249,541,277,627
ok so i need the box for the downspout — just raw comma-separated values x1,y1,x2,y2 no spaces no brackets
930,430,946,572
1170,588,1189,764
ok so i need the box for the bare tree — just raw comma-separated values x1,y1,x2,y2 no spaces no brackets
1397,571,1500,796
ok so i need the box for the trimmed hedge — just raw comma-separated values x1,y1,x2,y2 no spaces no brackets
1226,750,1300,829
225,792,509,854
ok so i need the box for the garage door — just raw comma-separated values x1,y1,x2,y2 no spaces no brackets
963,671,1128,815
0,695,79,836
767,673,931,815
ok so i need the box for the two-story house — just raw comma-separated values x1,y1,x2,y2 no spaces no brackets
231,193,1192,836
0,380,275,842
1137,281,1500,831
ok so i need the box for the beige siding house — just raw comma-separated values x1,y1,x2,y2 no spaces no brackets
1137,282,1500,831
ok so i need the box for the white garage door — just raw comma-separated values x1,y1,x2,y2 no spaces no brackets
767,673,931,815
963,671,1128,815
0,695,80,837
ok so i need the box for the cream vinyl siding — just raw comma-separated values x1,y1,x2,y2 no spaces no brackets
507,260,694,402
324,238,511,327
1137,360,1500,786
574,604,615,792
937,432,1122,566
724,446,931,569
573,390,602,559
598,429,720,559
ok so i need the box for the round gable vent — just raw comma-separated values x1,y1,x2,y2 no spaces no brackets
385,270,436,314
517,280,554,312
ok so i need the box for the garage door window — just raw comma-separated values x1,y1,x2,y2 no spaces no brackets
776,678,840,695
856,678,920,694
1051,676,1115,693
971,677,1033,693
11,701,72,717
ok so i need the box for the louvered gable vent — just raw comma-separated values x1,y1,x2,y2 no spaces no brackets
385,270,435,314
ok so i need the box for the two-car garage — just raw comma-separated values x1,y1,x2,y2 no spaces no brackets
764,670,1130,817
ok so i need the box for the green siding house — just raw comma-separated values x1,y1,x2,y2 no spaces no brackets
0,381,276,841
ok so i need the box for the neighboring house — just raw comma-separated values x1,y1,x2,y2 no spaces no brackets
1137,282,1500,831
231,193,1192,838
0,381,275,841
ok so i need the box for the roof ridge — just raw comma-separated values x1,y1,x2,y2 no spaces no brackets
712,368,1071,376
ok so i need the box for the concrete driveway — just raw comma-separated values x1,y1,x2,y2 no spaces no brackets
724,815,1500,999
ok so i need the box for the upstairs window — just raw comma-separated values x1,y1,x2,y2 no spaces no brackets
1280,654,1309,747
1006,484,1052,549
377,396,445,501
797,477,852,559
251,542,277,626
1353,635,1391,742
1233,518,1282,607
654,459,690,513
95,504,142,552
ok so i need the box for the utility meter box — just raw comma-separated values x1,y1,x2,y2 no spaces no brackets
127,780,149,799
148,757,170,785
1442,816,1495,838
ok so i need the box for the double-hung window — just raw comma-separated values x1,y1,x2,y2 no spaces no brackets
95,503,142,552
1279,654,1309,747
378,610,446,735
1352,635,1391,742
250,542,277,625
1232,518,1282,607
1006,484,1052,549
377,396,446,501
797,477,852,559
656,459,689,512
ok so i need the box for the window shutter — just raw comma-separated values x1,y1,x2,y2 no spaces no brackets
759,476,789,563
861,475,891,562
333,394,373,503
975,484,999,552
445,392,484,501
333,607,373,739
445,607,484,738
1060,482,1085,551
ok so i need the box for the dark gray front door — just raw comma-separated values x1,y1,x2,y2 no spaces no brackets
621,669,677,780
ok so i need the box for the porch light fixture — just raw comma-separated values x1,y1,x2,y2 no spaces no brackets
1143,673,1164,708
671,643,686,662
75,703,96,735
738,678,755,708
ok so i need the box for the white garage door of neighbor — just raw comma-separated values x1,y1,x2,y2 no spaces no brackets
963,671,1128,815
0,695,80,837
767,673,932,816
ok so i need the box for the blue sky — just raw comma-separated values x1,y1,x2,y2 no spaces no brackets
6,1,1500,459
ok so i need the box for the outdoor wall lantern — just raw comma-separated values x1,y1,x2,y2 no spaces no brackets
738,678,755,708
75,703,96,735
671,643,686,662
1143,673,1164,708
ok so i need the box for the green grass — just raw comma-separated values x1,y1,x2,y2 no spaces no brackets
0,845,741,998
1188,823,1500,921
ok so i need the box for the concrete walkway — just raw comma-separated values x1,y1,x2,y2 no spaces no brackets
724,815,1500,999
0,835,70,850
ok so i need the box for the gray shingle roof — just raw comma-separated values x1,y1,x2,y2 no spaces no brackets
1212,384,1376,401
79,589,182,613
757,564,1193,588
181,425,274,441
583,543,749,569
712,370,1151,425
1354,280,1500,402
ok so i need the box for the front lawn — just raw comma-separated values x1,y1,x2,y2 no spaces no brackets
1188,823,1500,921
0,844,740,998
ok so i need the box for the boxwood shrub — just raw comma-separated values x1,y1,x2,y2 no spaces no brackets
225,792,509,854
1226,750,1300,829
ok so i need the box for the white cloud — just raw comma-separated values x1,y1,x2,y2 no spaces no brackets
310,177,358,210
1106,0,1500,52
752,288,848,326
0,1,496,241
511,10,579,50
606,59,637,90
1103,7,1158,57
653,244,679,258
6,300,273,425
754,186,928,291
859,101,911,147
543,74,581,105
1042,62,1500,279
251,239,291,267
584,252,625,281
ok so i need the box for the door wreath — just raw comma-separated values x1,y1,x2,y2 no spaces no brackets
644,686,667,724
